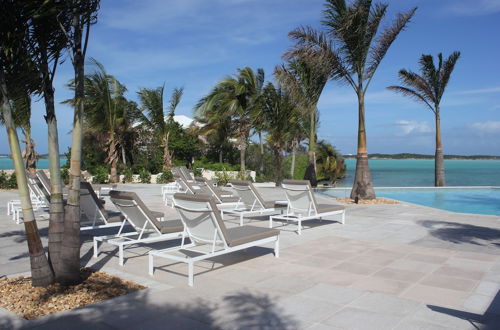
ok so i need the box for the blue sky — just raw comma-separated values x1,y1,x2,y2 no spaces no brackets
2,0,499,155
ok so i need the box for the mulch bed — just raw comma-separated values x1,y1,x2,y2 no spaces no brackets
0,268,146,319
335,197,399,205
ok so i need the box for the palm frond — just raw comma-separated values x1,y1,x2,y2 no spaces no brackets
386,85,434,112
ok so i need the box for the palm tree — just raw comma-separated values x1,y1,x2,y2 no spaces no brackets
196,67,264,174
138,85,184,170
262,82,298,185
387,52,461,186
316,140,345,185
275,57,330,187
193,114,234,163
289,0,416,199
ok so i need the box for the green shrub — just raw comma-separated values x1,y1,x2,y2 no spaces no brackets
192,168,202,177
214,171,232,187
122,168,133,183
61,168,70,185
156,170,173,184
6,172,17,189
92,166,109,184
139,170,151,183
236,171,253,182
0,171,7,188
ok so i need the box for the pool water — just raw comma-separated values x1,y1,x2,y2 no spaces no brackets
318,187,500,216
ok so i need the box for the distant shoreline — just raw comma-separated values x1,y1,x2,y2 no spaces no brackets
343,153,500,160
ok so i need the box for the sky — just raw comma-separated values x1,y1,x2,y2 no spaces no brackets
1,0,499,156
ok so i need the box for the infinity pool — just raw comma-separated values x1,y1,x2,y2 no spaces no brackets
317,187,500,216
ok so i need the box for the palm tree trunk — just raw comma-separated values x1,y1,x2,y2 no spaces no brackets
219,149,223,163
43,82,66,280
163,132,172,170
259,131,264,175
61,12,85,285
108,136,119,183
435,111,445,186
239,143,246,174
304,109,317,186
350,92,376,200
274,147,283,186
1,70,54,287
24,128,37,174
290,141,297,179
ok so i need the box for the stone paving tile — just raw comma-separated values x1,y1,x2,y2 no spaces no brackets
402,284,470,309
405,253,449,264
298,283,365,305
252,274,317,296
433,265,486,281
410,304,489,330
372,267,427,282
322,307,404,330
349,292,420,317
277,295,343,325
455,251,499,262
420,274,478,292
462,294,495,314
351,276,413,295
290,255,341,268
445,257,494,272
308,269,366,287
387,258,440,273
475,281,500,296
332,261,382,276
393,318,467,330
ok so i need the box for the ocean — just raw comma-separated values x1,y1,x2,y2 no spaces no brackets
337,159,500,187
0,157,67,170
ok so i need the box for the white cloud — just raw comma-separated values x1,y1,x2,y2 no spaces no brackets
468,121,500,135
446,0,500,16
452,86,500,95
395,120,432,136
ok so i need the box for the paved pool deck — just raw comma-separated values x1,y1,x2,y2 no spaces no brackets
1,184,499,329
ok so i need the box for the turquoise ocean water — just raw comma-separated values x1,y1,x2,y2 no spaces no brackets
0,157,67,170
337,159,500,187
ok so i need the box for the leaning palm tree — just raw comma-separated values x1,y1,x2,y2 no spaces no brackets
387,52,461,186
196,67,264,174
275,56,330,187
289,0,416,199
138,85,184,170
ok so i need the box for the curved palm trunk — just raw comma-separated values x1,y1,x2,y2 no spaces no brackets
238,128,248,175
304,109,317,186
350,93,375,200
61,14,85,285
259,131,264,175
290,140,297,179
435,112,445,186
108,135,119,183
1,71,54,287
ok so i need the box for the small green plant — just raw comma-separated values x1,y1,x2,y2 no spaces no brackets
0,171,8,188
192,168,202,177
214,171,232,187
61,168,70,185
122,168,133,183
92,166,109,184
139,170,151,183
6,171,17,189
236,171,253,182
156,170,173,184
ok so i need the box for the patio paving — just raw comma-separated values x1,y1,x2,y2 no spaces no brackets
1,184,499,329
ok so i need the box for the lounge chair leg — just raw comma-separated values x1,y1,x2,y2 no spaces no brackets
119,244,124,266
342,211,345,224
148,253,154,275
93,238,99,258
298,220,302,235
188,262,194,287
269,216,273,228
240,214,243,227
274,237,280,258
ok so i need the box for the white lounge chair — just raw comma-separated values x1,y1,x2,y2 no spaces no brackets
269,180,345,235
222,180,280,226
172,166,195,182
93,190,184,265
149,193,280,286
7,174,48,224
80,182,124,231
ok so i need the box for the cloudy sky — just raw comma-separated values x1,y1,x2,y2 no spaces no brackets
2,0,499,155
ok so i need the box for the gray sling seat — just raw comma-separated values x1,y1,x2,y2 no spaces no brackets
80,182,125,230
221,180,281,226
194,177,234,199
172,166,195,182
35,170,52,198
149,193,280,286
270,180,345,235
93,190,183,266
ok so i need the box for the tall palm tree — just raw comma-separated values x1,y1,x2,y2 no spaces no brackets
275,57,330,187
262,82,298,185
193,114,234,163
387,52,461,186
196,67,264,174
289,0,416,199
138,85,184,170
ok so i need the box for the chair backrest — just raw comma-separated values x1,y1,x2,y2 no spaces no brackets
36,170,51,197
173,193,229,247
179,166,195,181
109,190,162,234
281,180,318,215
230,180,267,210
192,177,223,203
80,181,108,223
174,175,194,194
26,174,48,204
